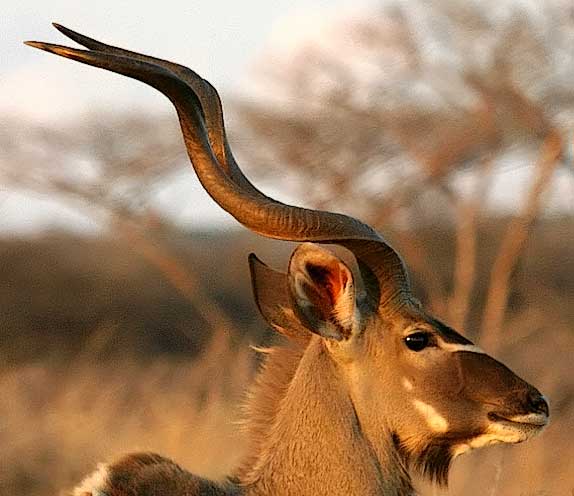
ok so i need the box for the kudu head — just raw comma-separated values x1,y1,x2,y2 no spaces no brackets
251,240,548,482
27,24,549,486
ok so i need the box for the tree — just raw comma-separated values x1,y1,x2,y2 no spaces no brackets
234,0,573,346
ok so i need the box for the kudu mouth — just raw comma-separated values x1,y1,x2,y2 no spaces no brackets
487,393,549,442
488,410,549,432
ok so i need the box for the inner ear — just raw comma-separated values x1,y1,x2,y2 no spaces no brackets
288,243,358,341
306,261,350,306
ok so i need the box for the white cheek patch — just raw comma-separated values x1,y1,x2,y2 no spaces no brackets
73,463,110,496
413,399,449,433
402,378,414,391
440,342,485,354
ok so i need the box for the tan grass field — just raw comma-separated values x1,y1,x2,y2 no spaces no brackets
1,226,572,495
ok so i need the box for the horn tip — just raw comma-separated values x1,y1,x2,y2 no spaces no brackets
52,22,73,36
23,41,74,58
23,40,45,49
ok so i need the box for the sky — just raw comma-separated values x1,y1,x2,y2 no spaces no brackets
3,0,373,121
1,0,572,233
1,0,375,233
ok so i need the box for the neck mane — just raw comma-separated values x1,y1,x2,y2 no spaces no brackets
233,335,414,495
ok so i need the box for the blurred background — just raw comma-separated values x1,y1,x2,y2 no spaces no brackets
2,0,573,495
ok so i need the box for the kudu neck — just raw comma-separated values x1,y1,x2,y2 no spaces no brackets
242,338,413,496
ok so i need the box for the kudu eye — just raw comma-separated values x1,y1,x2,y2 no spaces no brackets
404,332,431,352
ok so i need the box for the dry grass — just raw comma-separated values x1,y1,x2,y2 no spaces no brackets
0,224,572,495
1,328,253,496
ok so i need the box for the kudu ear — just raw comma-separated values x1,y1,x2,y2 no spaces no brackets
287,243,359,342
248,253,312,343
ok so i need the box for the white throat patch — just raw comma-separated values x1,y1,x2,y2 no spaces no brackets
413,399,449,433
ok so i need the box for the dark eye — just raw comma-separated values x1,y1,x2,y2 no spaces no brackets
404,332,430,352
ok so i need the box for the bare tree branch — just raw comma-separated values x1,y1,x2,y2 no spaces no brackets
480,132,563,350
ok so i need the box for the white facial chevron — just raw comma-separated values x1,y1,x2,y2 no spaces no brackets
440,342,485,354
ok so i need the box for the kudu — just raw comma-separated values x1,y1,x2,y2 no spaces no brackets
27,24,549,496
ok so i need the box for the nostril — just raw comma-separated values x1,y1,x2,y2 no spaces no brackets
527,391,549,417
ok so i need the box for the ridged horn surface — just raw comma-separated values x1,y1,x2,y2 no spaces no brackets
25,25,411,308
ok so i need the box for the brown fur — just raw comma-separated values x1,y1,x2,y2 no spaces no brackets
233,337,308,480
104,452,233,495
237,337,414,495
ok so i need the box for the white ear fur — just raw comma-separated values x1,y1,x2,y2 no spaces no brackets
288,243,360,341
